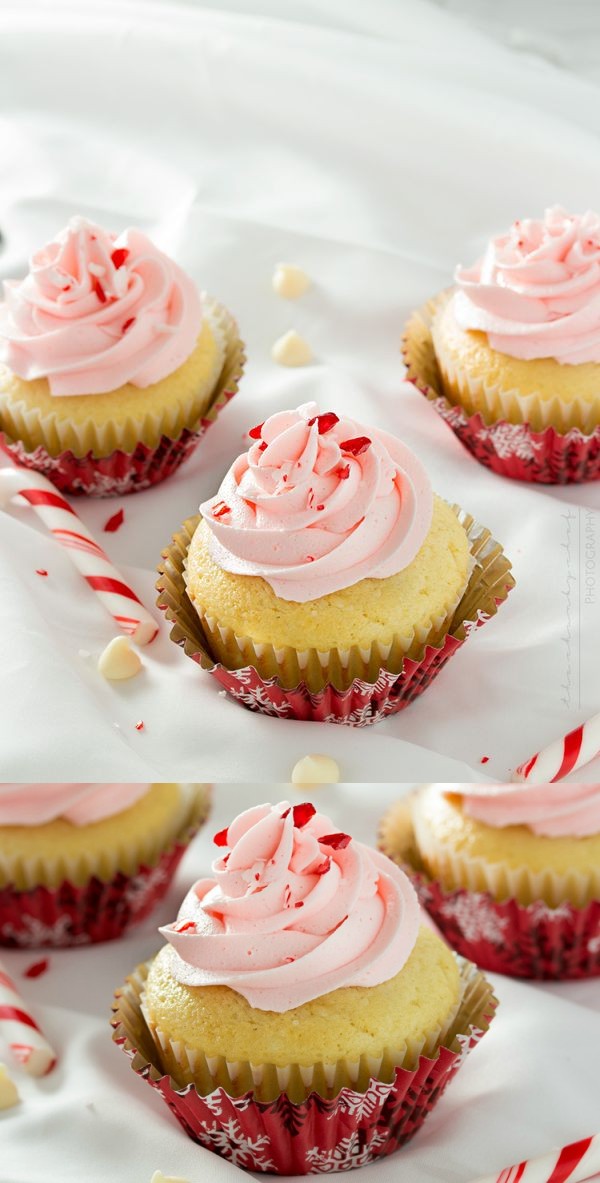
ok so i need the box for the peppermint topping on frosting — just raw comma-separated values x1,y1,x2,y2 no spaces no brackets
200,402,433,602
0,217,202,394
0,783,150,826
160,800,420,1011
448,782,600,838
454,206,600,364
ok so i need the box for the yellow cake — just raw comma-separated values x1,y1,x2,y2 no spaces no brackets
0,783,211,890
144,925,459,1075
0,317,225,458
385,784,600,908
432,295,600,434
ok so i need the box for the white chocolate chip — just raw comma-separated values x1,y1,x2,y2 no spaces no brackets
98,636,143,681
151,1173,191,1183
272,263,311,299
291,754,340,787
0,1065,20,1110
271,330,313,367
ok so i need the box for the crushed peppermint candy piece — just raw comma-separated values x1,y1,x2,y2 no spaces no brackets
213,827,229,847
248,422,264,439
92,276,107,303
23,959,50,980
111,247,129,269
172,920,196,934
35,569,48,577
320,832,351,850
293,802,316,828
340,436,371,456
122,316,135,332
307,412,339,433
134,720,144,731
212,500,231,519
103,508,125,533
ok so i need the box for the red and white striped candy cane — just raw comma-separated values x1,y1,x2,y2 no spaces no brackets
0,959,57,1077
0,468,158,644
471,1134,600,1183
513,712,600,784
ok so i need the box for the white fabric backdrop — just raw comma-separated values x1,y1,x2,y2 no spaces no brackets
0,0,599,781
2,784,599,1183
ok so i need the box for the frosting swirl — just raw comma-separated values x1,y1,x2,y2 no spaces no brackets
448,783,600,838
200,402,433,602
160,800,420,1011
454,206,600,363
0,783,150,826
0,217,202,395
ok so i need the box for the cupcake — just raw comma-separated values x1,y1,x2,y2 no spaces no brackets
0,217,245,495
403,206,600,483
157,402,514,724
380,783,600,979
0,782,211,947
112,800,497,1173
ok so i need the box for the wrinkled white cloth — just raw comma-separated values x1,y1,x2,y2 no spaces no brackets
0,0,600,781
1,784,599,1183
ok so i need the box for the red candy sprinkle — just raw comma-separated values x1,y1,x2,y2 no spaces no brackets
293,802,316,828
92,276,107,303
313,857,330,875
340,436,371,456
294,900,304,908
35,569,48,577
103,508,124,533
258,440,268,452
24,958,49,979
212,501,231,519
135,720,144,731
338,464,350,480
320,832,351,850
110,247,129,269
248,422,264,439
307,412,339,434
173,920,195,933
213,827,229,847
122,317,135,332
480,756,490,764
316,504,325,512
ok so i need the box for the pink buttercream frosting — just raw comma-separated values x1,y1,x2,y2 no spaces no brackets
447,783,600,838
160,800,420,1011
453,206,600,364
0,783,150,826
0,217,202,395
200,402,433,602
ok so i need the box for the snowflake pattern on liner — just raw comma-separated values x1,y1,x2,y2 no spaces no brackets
122,863,169,912
226,685,293,716
437,894,509,946
336,1079,395,1120
306,1130,389,1173
197,1118,276,1172
0,913,89,948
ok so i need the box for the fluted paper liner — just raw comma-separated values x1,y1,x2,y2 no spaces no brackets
0,787,211,948
379,797,600,980
0,300,246,496
111,956,497,1174
156,508,514,724
403,292,600,484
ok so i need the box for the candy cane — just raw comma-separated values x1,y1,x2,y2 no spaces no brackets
513,712,600,783
0,960,57,1077
470,1134,600,1183
0,468,158,644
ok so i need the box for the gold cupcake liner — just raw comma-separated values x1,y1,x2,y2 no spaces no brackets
0,298,245,458
0,784,212,892
158,508,514,695
115,954,496,1106
424,291,599,434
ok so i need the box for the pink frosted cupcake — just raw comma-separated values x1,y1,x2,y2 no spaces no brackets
404,207,600,483
0,782,211,946
157,402,514,724
0,217,244,495
112,799,496,1173
380,782,600,979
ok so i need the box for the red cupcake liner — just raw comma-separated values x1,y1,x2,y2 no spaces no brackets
380,814,600,980
112,958,497,1175
0,311,246,497
156,510,514,726
402,296,600,484
0,793,211,948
